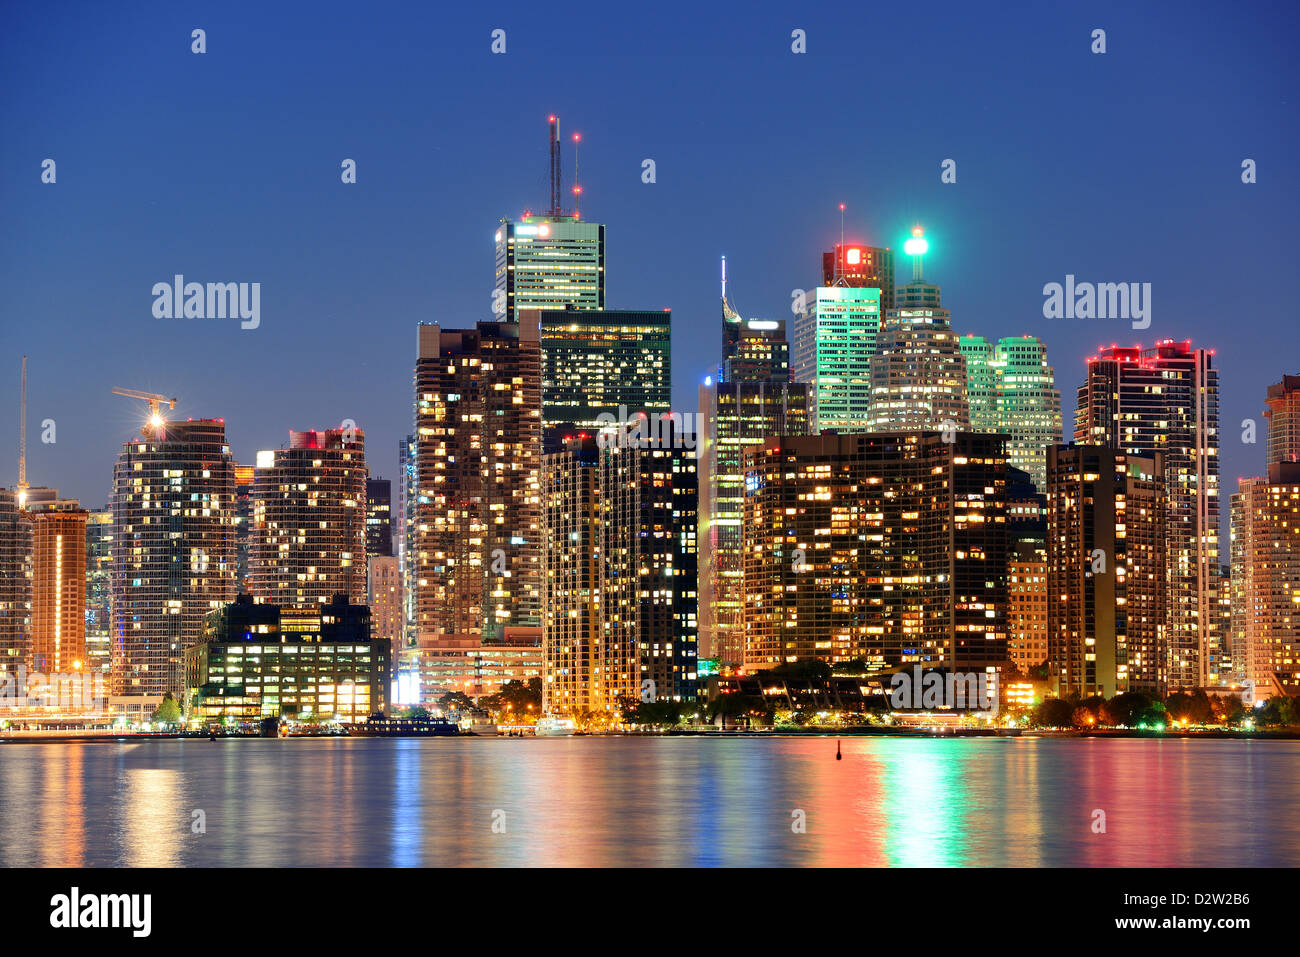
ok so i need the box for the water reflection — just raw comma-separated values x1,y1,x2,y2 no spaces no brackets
0,737,1296,867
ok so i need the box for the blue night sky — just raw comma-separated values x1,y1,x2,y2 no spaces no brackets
1,0,1296,509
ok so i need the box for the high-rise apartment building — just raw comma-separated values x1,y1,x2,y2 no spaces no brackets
541,435,602,717
1075,340,1219,689
251,429,367,608
366,477,393,557
742,431,1009,672
234,463,254,594
413,319,541,642
1008,541,1049,674
111,419,238,698
494,216,605,321
368,554,402,685
541,424,698,717
0,489,32,672
29,500,87,674
1264,374,1300,466
536,307,671,450
84,508,114,681
1046,445,1166,698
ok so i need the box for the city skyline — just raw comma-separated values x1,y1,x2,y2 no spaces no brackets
1,3,1295,515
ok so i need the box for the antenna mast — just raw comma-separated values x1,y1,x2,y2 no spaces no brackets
548,115,562,216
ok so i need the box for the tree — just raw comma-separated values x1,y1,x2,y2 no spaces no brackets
622,699,687,728
768,658,832,681
399,706,430,720
705,693,772,727
1103,692,1156,728
152,692,181,725
480,678,542,718
1031,698,1073,728
1165,689,1214,725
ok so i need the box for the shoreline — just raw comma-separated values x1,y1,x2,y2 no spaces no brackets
2,727,1298,744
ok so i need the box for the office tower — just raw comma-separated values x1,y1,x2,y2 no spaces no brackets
599,421,698,710
541,434,602,716
1075,340,1219,689
233,464,254,594
536,307,671,449
867,233,968,431
541,423,698,716
992,337,1061,491
494,217,605,320
1264,374,1300,465
822,242,896,316
188,593,388,721
1231,462,1300,697
1046,446,1166,698
0,489,32,671
413,318,541,642
84,508,114,681
792,286,882,432
28,500,87,674
251,429,367,608
959,336,999,433
111,418,238,698
699,281,809,665
367,554,401,687
366,478,393,557
960,335,1062,490
742,431,1009,672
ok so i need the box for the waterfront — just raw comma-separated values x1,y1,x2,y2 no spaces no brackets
0,736,1295,867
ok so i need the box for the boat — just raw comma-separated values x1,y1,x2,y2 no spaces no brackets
534,717,577,737
464,718,499,736
348,716,459,737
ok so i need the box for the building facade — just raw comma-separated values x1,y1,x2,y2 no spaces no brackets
1046,445,1166,698
366,478,393,557
494,216,605,320
29,500,87,674
742,432,1009,673
1075,340,1219,688
111,419,238,698
0,490,32,673
251,429,368,608
869,280,969,431
188,593,388,722
792,286,882,432
412,319,542,642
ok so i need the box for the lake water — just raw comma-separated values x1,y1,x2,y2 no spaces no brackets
0,736,1294,867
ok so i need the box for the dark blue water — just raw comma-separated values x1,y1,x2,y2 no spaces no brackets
1,736,1294,866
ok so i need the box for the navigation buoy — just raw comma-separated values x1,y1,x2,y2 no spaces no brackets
836,740,842,760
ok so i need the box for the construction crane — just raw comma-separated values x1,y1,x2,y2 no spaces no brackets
16,356,27,505
112,387,177,429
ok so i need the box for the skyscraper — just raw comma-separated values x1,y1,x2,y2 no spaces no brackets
868,234,968,431
536,307,671,450
960,335,1062,490
541,434,602,717
28,499,87,674
1075,340,1219,689
1264,373,1300,465
494,217,605,320
413,318,541,643
597,421,698,711
1046,445,1166,697
0,489,32,673
699,281,808,665
792,286,882,432
366,477,393,557
84,508,113,682
541,423,698,717
742,431,1009,672
367,553,402,687
233,463,254,594
251,428,368,608
821,242,896,316
111,418,237,698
